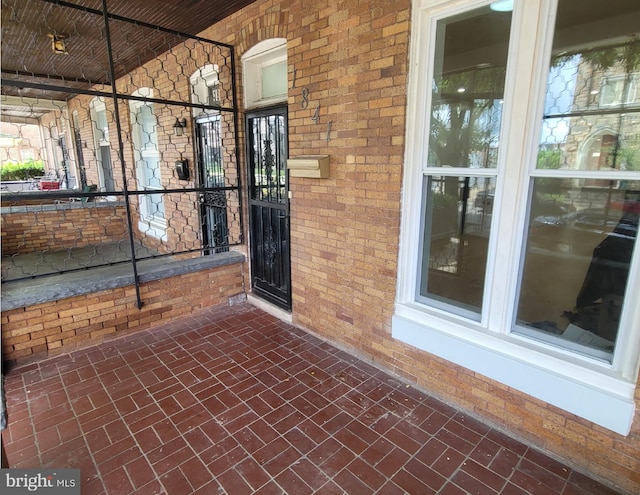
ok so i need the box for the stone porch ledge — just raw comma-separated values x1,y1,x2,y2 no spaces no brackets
1,251,245,312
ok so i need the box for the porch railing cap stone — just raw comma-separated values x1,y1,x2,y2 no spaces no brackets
1,251,245,312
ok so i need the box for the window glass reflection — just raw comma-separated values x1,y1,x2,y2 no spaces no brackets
427,6,511,169
419,4,512,317
539,1,640,172
516,180,639,359
515,0,640,360
419,176,495,316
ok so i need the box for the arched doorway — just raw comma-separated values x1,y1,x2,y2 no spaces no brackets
243,39,291,311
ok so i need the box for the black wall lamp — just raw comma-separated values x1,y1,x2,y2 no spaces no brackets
173,118,187,136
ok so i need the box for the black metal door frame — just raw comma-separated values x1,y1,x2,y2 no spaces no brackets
196,114,229,254
246,105,291,310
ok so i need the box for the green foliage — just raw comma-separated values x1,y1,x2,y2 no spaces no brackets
536,148,562,170
429,65,506,168
553,40,640,72
0,160,45,181
535,149,568,195
618,146,639,171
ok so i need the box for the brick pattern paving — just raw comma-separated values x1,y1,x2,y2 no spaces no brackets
1,304,622,494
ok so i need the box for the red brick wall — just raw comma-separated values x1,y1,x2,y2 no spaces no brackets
1,205,128,255
1,262,245,363
196,1,640,493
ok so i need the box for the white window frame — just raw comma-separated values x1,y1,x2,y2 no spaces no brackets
129,88,167,240
242,39,288,109
89,97,114,193
394,0,640,435
599,74,638,107
190,64,221,116
19,148,35,162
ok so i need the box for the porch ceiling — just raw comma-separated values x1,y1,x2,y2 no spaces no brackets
1,0,257,112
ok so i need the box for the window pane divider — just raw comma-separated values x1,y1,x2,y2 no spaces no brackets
544,107,640,120
422,168,499,177
528,169,640,180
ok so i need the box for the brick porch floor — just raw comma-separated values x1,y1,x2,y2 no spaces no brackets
1,303,622,494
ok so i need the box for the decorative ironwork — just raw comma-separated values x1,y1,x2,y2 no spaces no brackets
264,223,278,268
263,138,274,188
0,0,242,310
247,108,291,310
200,190,227,208
196,116,231,254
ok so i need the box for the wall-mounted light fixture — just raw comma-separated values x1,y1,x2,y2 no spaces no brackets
48,33,69,54
173,117,187,136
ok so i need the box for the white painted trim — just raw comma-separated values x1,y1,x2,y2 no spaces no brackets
243,38,287,59
392,312,635,435
129,88,166,237
190,64,221,115
1,95,68,111
242,39,288,109
89,97,111,192
137,219,168,242
189,64,220,86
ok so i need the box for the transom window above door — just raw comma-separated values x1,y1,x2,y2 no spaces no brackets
242,38,288,108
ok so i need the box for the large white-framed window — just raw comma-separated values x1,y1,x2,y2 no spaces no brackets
395,0,640,435
129,88,166,240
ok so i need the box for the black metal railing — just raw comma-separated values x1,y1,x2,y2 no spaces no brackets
1,0,243,308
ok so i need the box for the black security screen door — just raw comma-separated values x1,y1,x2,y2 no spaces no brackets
247,107,291,310
196,115,229,254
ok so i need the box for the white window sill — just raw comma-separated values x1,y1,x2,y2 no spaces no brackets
392,303,636,436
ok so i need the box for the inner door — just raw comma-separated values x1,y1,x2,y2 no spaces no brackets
246,106,291,310
196,114,229,254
